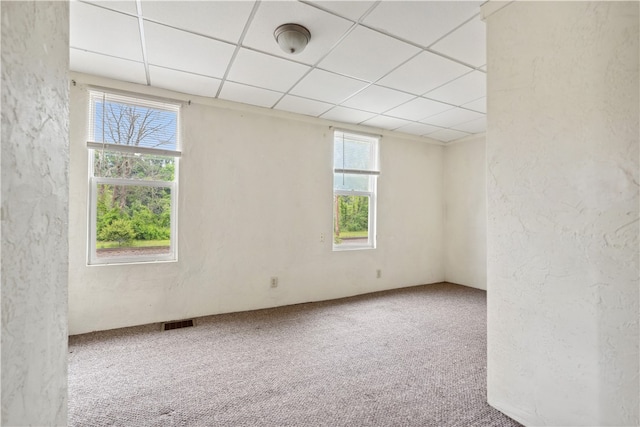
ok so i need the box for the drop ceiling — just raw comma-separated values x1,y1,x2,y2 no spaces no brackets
70,0,486,143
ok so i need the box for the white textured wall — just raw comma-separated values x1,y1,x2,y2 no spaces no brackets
484,2,639,426
68,74,444,335
1,2,69,425
444,136,486,289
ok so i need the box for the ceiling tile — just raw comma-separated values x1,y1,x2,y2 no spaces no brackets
149,66,221,97
341,85,414,114
275,95,333,117
242,1,352,65
395,122,442,136
424,71,486,106
362,1,481,47
70,1,143,61
428,128,470,142
218,81,283,108
308,1,377,21
318,26,420,82
289,69,369,104
227,49,310,93
70,49,147,84
385,97,454,121
140,1,255,43
320,106,377,124
450,116,486,134
430,16,486,67
421,108,484,128
70,1,489,130
462,97,486,113
85,1,138,15
378,51,471,95
144,22,235,78
361,116,411,131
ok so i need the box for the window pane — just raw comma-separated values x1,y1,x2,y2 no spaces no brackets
334,133,376,171
95,183,171,259
333,195,369,247
333,173,371,191
91,93,178,151
94,151,175,181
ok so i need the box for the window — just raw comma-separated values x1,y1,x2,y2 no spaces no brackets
333,130,379,250
87,90,180,264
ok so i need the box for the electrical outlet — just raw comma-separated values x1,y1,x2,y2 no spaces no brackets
270,277,278,288
376,269,382,279
320,233,325,243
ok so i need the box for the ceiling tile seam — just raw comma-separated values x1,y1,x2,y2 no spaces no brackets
423,118,482,131
425,12,483,50
367,114,485,137
297,1,470,119
333,46,458,128
267,22,360,108
419,68,485,99
420,118,483,131
218,79,458,133
233,43,447,93
215,0,262,99
321,11,486,123
135,0,151,86
337,45,465,125
145,63,223,82
317,47,425,122
297,0,377,25
77,0,137,19
421,47,483,72
139,17,238,49
224,78,284,96
460,95,487,112
235,44,318,70
382,102,485,126
421,122,475,136
378,121,451,137
354,16,484,71
69,46,147,65
133,55,482,131
370,120,430,133
372,81,458,104
270,0,383,110
314,104,339,119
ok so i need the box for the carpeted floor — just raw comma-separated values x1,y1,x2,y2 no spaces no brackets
68,282,522,426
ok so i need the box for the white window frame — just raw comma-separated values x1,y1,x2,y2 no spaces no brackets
87,89,181,265
332,130,380,251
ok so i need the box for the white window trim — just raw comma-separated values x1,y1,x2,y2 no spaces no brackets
87,90,181,265
87,141,182,158
332,130,379,251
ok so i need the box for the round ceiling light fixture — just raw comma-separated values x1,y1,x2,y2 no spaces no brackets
274,23,311,55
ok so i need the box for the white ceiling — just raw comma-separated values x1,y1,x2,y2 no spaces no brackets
70,0,486,143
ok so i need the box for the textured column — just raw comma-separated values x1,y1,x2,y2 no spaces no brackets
484,2,639,426
1,2,69,425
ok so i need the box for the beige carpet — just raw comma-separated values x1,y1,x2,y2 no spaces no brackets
68,282,522,426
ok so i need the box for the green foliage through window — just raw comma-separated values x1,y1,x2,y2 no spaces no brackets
88,90,179,262
96,184,171,246
334,195,369,243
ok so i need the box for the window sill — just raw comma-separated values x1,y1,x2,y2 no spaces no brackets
332,246,376,252
88,258,177,267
